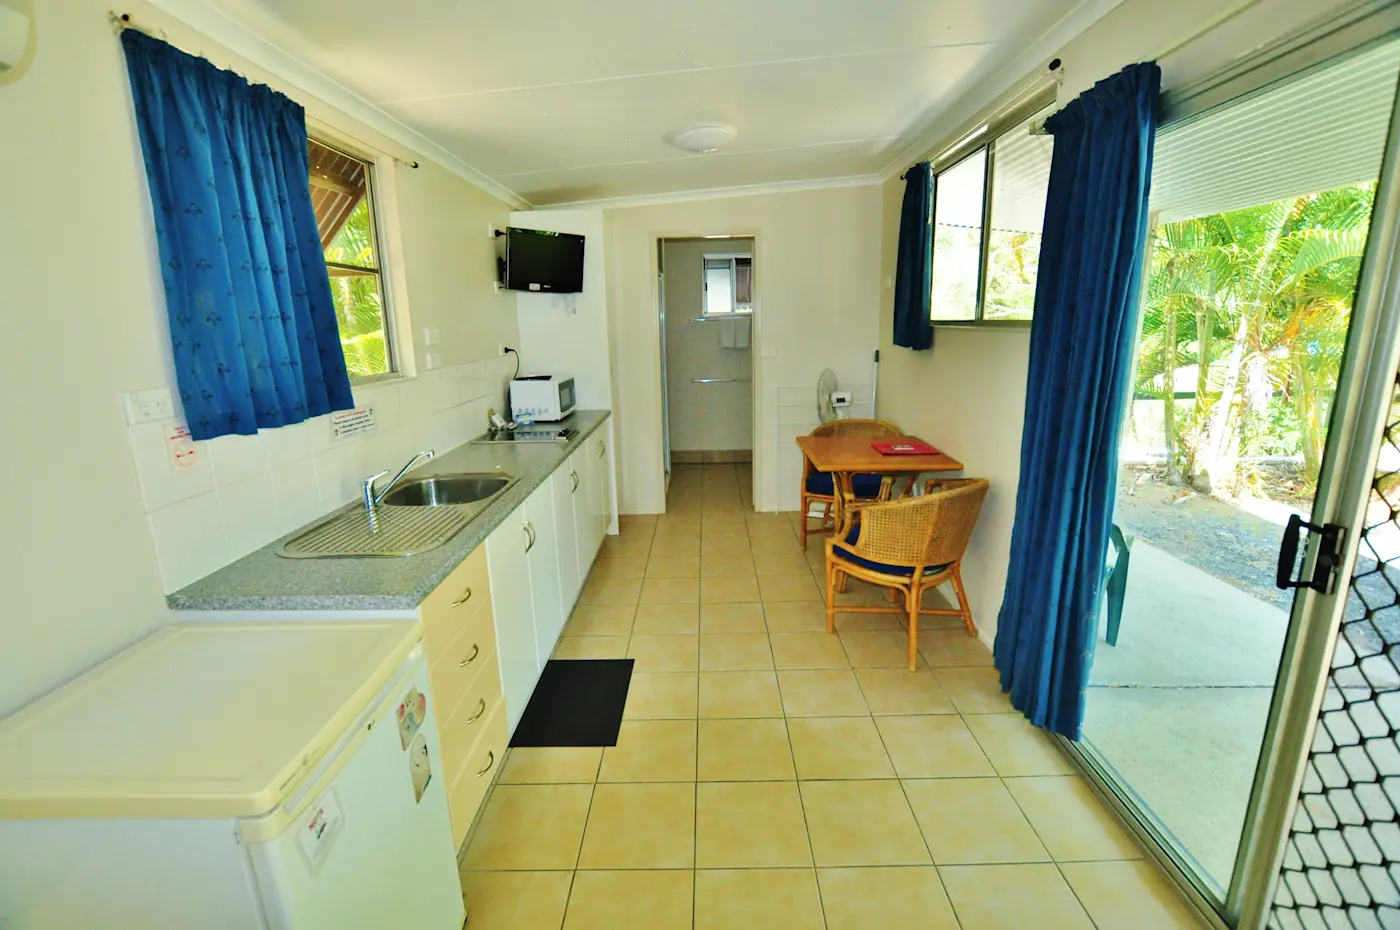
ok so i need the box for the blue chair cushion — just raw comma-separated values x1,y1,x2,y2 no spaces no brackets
805,471,885,499
832,524,950,578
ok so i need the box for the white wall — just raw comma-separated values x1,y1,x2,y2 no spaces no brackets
875,0,1347,645
509,209,614,411
663,239,753,453
605,184,883,514
0,0,519,717
131,358,516,592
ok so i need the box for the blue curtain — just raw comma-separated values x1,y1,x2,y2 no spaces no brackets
121,31,354,441
892,162,934,350
993,62,1161,739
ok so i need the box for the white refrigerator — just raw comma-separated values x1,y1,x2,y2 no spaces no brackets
0,620,466,930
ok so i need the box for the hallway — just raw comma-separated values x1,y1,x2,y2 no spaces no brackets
457,463,1204,929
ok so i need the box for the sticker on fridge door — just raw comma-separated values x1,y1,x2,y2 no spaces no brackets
409,733,432,802
296,789,344,871
396,687,426,750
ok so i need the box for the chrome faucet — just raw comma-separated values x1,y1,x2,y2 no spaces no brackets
363,450,435,511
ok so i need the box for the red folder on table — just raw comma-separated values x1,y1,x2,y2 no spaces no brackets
871,440,940,456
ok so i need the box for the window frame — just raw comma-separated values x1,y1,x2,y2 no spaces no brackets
927,91,1056,329
308,135,401,383
700,251,754,316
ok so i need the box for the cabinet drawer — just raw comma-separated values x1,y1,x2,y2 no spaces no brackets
439,650,504,779
428,593,496,717
448,702,507,850
419,547,491,652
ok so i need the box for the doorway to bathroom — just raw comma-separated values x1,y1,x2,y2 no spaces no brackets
658,237,756,502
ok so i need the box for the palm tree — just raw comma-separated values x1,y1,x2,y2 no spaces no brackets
1136,182,1373,495
324,200,389,378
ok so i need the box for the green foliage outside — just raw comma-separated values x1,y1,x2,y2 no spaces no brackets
984,230,1041,321
1136,182,1373,497
324,199,390,379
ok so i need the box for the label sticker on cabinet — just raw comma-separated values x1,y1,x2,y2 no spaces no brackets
296,789,344,871
396,688,426,750
409,733,432,803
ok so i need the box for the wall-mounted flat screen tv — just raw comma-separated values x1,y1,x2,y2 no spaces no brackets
500,227,585,293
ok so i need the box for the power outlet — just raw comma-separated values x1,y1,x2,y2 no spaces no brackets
123,387,174,425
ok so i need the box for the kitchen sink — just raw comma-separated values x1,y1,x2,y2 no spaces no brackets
380,474,514,507
276,473,518,558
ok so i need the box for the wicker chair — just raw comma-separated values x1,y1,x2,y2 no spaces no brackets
823,478,990,671
799,418,903,550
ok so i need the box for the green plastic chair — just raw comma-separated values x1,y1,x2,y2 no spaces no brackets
1103,523,1133,647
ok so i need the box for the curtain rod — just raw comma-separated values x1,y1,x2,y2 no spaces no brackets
109,11,166,40
108,11,420,170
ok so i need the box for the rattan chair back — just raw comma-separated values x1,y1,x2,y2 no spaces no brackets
810,418,902,438
853,478,989,569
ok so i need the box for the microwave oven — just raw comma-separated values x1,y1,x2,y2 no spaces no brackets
509,374,577,422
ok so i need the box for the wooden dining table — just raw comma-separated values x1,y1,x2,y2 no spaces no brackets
796,433,964,526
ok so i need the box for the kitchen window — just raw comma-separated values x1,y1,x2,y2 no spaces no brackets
308,138,396,380
702,254,753,315
929,110,1054,325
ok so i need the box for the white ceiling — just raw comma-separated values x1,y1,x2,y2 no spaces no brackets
195,0,1106,206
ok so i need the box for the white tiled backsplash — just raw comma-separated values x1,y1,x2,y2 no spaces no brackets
130,356,518,593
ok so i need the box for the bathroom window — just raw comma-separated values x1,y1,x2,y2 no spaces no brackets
702,254,753,315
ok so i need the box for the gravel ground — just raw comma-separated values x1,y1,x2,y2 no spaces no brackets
1113,470,1400,652
1114,471,1294,609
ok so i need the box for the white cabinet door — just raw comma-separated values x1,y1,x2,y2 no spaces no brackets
569,447,592,583
551,464,581,614
587,429,612,559
486,516,538,735
524,481,564,668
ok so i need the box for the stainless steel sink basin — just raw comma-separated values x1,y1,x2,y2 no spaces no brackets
276,473,518,558
380,474,514,507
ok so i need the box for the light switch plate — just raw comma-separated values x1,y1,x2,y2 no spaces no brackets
124,387,174,425
422,328,441,346
761,347,778,358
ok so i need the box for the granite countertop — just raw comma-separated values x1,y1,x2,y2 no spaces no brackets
168,410,611,613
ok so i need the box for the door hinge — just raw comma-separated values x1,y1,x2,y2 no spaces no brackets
1275,514,1346,594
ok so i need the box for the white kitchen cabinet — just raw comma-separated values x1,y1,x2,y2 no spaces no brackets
485,514,537,734
567,447,592,584
584,429,612,559
523,481,564,668
485,419,613,736
552,464,582,612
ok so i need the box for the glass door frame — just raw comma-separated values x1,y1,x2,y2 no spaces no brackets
1050,22,1400,929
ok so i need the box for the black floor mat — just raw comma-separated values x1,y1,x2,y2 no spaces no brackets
509,658,634,747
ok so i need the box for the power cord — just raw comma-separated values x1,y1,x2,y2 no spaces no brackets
503,346,520,379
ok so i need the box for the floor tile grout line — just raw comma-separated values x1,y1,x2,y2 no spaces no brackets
772,635,832,930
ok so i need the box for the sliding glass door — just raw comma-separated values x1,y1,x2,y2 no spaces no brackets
1070,34,1400,919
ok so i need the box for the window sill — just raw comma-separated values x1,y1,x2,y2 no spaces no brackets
931,319,1033,330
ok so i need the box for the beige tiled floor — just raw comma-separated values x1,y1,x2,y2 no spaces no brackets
461,464,1205,929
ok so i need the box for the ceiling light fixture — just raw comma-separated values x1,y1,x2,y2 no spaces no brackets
668,124,737,154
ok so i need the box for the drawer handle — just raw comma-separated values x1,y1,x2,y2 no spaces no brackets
476,751,496,778
458,644,480,668
524,520,536,552
570,470,579,493
451,586,473,608
466,697,487,724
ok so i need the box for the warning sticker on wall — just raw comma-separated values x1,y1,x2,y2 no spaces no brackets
296,789,344,871
409,734,432,803
396,688,426,750
331,407,377,441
